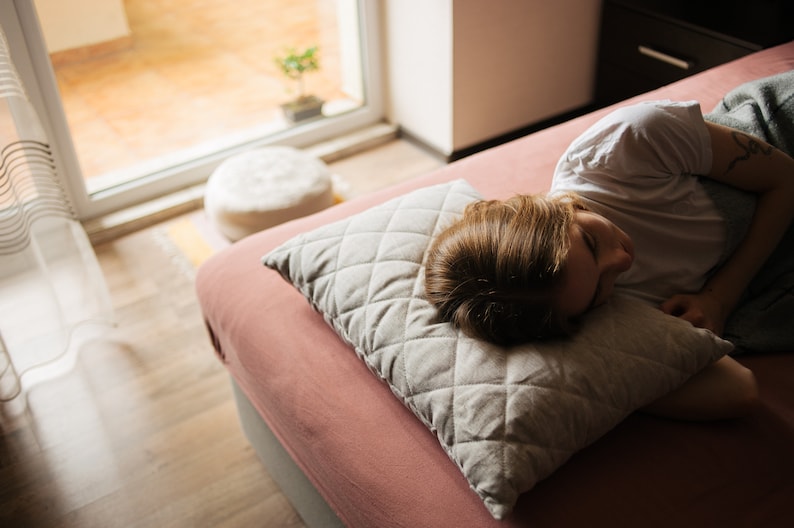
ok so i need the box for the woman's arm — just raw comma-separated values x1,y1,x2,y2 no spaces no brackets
643,355,758,421
660,121,794,335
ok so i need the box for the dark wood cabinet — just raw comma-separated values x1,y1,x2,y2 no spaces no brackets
595,0,794,106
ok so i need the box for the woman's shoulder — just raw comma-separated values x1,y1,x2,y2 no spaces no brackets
554,100,711,181
550,100,716,224
562,100,706,156
603,100,704,128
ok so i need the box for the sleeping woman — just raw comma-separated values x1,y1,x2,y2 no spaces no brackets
424,99,794,421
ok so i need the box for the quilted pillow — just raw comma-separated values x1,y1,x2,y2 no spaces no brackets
262,179,733,519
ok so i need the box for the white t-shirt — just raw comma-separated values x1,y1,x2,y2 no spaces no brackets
550,100,727,305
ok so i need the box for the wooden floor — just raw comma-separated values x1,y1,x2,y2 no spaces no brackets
0,140,442,527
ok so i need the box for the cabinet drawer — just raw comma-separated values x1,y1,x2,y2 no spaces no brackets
599,3,757,86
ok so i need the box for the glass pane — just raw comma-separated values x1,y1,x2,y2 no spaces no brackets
42,0,363,195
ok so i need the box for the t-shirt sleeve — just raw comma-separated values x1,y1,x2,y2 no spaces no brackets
552,100,712,189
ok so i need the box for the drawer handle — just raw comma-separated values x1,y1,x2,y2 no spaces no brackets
638,45,692,70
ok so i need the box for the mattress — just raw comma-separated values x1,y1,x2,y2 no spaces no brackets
196,41,794,527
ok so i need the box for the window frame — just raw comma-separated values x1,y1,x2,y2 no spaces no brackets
3,0,383,220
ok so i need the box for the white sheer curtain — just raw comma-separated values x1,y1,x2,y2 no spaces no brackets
0,26,113,403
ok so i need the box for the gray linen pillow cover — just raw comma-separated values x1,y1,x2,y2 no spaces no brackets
262,179,732,519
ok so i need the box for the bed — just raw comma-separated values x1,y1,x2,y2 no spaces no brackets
196,41,794,527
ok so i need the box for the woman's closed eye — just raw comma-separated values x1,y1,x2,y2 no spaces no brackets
581,229,604,309
582,229,599,259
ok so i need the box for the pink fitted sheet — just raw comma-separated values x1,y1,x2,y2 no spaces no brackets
196,41,794,527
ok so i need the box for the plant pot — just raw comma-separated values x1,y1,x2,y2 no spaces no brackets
280,95,324,123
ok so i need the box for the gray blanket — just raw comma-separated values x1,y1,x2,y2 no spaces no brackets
702,70,794,354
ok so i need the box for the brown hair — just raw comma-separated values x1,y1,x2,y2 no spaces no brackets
424,193,584,345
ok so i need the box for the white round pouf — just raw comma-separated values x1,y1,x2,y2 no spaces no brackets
205,146,334,241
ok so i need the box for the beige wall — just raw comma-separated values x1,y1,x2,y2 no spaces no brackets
33,0,130,53
384,0,602,156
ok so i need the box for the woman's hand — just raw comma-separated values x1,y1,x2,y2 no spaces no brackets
660,290,730,336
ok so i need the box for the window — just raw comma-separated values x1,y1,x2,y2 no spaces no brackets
3,0,382,219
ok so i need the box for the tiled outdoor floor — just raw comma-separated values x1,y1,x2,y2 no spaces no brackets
51,0,347,181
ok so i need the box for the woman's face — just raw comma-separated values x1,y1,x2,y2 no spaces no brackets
554,210,635,320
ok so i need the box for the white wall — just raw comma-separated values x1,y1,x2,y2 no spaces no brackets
384,0,602,156
33,0,130,53
383,0,454,154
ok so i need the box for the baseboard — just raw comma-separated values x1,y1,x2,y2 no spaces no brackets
399,103,599,163
49,36,134,67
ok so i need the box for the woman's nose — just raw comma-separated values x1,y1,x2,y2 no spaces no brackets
603,245,633,274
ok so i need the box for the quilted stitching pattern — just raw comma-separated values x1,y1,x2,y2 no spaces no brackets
263,180,733,519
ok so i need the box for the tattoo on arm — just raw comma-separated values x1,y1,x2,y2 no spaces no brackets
724,131,776,175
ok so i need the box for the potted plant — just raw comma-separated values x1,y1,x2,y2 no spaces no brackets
274,45,324,123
